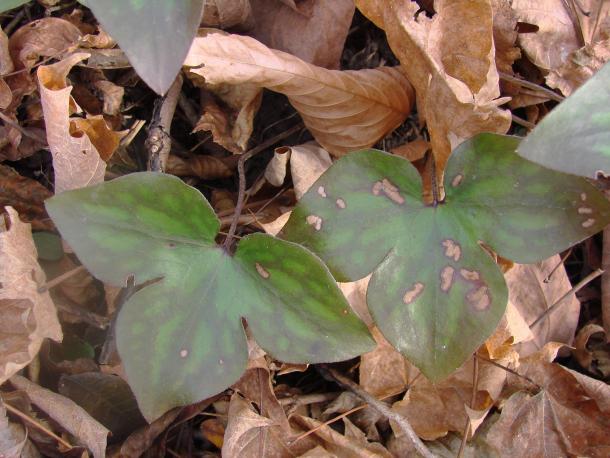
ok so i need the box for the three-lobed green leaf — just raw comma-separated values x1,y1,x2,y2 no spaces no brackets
81,0,203,95
282,133,610,381
518,61,610,178
46,173,374,421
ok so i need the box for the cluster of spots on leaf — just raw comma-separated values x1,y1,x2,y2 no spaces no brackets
306,214,323,231
451,174,463,187
255,262,270,279
371,178,405,205
578,193,596,228
442,239,461,262
317,186,327,198
403,282,425,304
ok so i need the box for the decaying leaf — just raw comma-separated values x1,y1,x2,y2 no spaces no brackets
355,0,511,190
201,0,252,29
37,52,122,193
282,134,610,380
10,374,109,458
250,0,355,69
506,255,580,357
0,402,28,458
0,207,62,385
185,32,414,156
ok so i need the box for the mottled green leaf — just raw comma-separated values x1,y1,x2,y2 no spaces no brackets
83,0,204,94
45,173,373,421
282,133,610,381
518,61,610,178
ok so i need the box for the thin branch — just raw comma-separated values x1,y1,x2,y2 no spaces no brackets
223,123,303,250
475,354,540,389
3,401,73,451
321,366,435,458
511,113,536,130
457,357,479,458
543,248,572,283
530,268,604,329
37,265,86,293
499,72,565,103
147,74,183,172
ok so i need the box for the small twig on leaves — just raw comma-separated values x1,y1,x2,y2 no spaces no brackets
511,113,536,130
3,401,73,451
543,248,572,283
223,123,303,251
319,365,435,458
37,265,86,293
457,357,479,458
530,268,604,329
475,354,540,389
146,74,183,172
499,72,564,103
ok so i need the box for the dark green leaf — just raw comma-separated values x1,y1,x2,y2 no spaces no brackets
32,231,63,261
83,0,204,94
45,173,373,421
518,61,610,178
282,133,610,381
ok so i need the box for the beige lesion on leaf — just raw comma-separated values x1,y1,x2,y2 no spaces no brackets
403,282,425,304
371,178,405,205
306,214,323,231
440,266,455,293
442,239,461,262
255,262,270,279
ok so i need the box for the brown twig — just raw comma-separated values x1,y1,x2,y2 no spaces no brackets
321,366,435,458
499,72,565,103
222,123,303,251
475,354,540,389
3,401,73,451
457,357,479,458
511,113,536,130
543,248,572,283
147,74,183,172
37,265,86,293
530,268,604,329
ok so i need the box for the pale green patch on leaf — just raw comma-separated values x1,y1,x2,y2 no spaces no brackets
83,0,204,94
282,133,610,381
46,173,373,421
518,61,610,178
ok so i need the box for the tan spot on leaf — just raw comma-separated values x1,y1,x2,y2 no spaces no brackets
578,207,593,214
317,185,327,198
467,286,491,311
460,269,480,281
440,266,455,293
371,178,405,204
219,359,224,365
582,218,595,228
442,239,461,262
180,349,188,358
342,308,349,315
403,282,425,304
580,193,587,201
306,214,323,231
255,262,270,279
336,198,346,209
451,174,463,187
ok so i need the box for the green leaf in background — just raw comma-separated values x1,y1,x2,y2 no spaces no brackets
0,0,29,14
517,61,610,178
32,231,64,261
83,0,204,94
46,173,374,421
281,134,610,381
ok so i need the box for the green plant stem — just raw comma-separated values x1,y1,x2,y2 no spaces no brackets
223,123,303,251
530,268,604,329
321,366,435,458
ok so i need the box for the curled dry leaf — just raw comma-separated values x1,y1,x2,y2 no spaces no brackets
505,255,580,358
37,52,121,193
10,375,109,458
185,32,414,156
250,0,355,69
572,324,610,377
200,0,252,29
0,207,62,385
356,0,511,190
167,154,236,179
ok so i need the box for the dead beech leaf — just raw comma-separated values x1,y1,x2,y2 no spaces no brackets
0,207,62,385
185,32,414,156
0,402,28,458
487,365,610,457
356,0,511,190
37,53,112,193
0,165,54,232
573,324,609,377
391,356,507,440
222,393,289,458
10,375,109,458
201,0,252,28
505,255,580,358
490,0,520,74
250,0,355,69
167,154,236,179
0,26,13,75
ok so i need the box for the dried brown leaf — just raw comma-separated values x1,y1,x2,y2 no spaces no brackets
490,0,521,73
10,375,109,458
201,0,253,29
0,208,62,385
250,0,355,69
0,26,13,75
185,32,414,156
505,255,580,358
0,402,28,458
37,53,114,193
356,0,511,192
167,154,235,179
572,324,609,377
